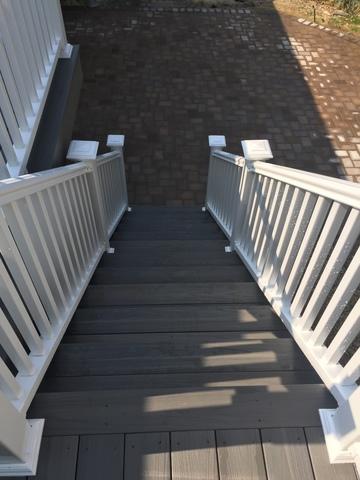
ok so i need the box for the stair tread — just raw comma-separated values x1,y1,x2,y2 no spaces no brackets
47,334,311,377
101,240,240,267
112,227,225,240
39,370,323,393
81,282,266,306
91,265,252,284
30,385,336,436
70,304,283,334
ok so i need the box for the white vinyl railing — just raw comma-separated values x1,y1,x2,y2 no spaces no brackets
0,137,128,476
205,136,360,473
0,0,70,179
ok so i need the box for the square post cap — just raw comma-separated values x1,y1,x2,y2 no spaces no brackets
66,140,99,161
107,134,125,149
241,139,273,161
208,135,226,149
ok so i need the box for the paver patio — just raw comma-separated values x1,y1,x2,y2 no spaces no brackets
64,1,360,205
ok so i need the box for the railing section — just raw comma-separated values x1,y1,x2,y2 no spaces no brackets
205,136,360,472
0,0,70,178
0,137,128,476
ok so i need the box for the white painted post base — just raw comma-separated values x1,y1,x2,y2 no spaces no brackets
0,419,44,477
319,409,360,473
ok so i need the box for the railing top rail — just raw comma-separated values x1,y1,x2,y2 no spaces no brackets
251,160,360,210
212,147,360,209
0,163,88,206
212,150,245,166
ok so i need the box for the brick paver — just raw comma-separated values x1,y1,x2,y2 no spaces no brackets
64,2,360,205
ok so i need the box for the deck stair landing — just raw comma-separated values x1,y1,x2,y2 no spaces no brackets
29,207,358,479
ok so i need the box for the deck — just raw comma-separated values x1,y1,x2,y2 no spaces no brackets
23,207,358,479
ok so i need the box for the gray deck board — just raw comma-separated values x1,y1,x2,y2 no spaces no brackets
216,429,267,480
29,385,335,436
69,304,283,334
262,428,315,480
47,334,310,377
40,370,321,393
305,427,358,480
171,431,219,480
81,283,266,306
76,434,124,480
99,243,241,267
112,227,225,240
29,207,343,477
91,265,252,284
124,432,170,480
32,436,78,480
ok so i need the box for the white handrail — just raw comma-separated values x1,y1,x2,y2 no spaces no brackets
205,137,360,473
0,0,70,179
0,137,128,475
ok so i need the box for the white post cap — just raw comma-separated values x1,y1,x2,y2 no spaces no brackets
107,134,125,149
241,139,273,161
208,135,226,148
66,140,99,161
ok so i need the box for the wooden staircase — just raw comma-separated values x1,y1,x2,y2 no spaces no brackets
28,206,353,479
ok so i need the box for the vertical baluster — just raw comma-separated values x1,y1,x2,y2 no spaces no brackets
259,184,291,281
299,208,360,331
67,178,91,265
0,111,17,167
310,245,360,347
284,196,331,303
76,175,97,254
0,1,38,102
3,202,61,322
273,191,317,297
98,165,111,233
35,0,54,58
232,167,256,251
0,358,21,400
291,202,348,320
0,211,52,338
0,259,43,355
246,176,270,258
35,191,73,299
253,178,276,263
41,1,58,52
243,175,263,254
322,298,360,365
82,173,101,247
3,0,41,97
0,76,24,149
0,308,35,375
0,150,9,179
265,187,304,288
28,0,50,69
0,42,29,130
57,182,86,273
22,0,47,78
44,188,79,289
11,0,44,87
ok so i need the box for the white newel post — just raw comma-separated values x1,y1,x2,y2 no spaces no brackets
205,135,227,211
106,134,129,212
320,388,360,471
0,392,44,476
229,140,273,252
66,140,112,252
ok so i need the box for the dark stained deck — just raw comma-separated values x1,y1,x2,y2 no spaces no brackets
25,207,358,479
